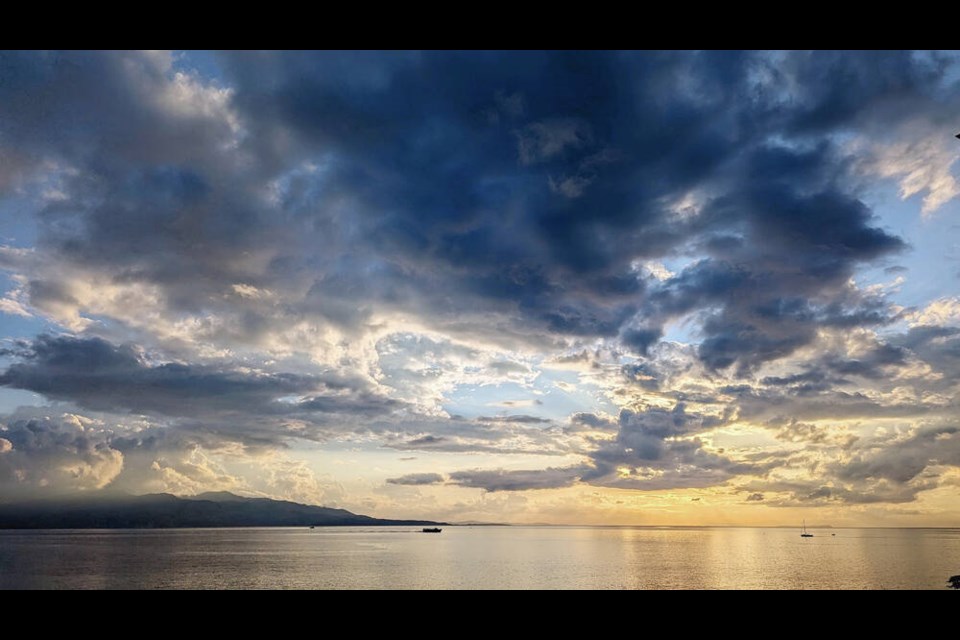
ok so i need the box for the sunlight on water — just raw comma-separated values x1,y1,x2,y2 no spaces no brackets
1,526,957,589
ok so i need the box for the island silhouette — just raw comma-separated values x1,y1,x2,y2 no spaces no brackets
0,492,444,529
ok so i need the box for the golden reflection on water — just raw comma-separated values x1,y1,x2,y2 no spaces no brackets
1,526,957,589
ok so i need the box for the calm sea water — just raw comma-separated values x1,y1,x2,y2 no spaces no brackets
0,526,957,589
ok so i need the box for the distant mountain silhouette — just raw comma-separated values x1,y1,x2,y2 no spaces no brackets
0,492,444,529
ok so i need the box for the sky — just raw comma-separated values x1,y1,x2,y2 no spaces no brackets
0,50,959,526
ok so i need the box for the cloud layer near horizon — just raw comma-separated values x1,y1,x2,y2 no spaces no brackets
0,51,958,524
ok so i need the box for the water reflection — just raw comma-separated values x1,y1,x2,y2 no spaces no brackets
1,526,957,589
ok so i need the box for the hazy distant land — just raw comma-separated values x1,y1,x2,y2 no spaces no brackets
0,492,444,529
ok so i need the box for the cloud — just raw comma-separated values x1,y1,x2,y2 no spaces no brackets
833,424,960,485
444,403,758,492
386,473,444,486
621,327,663,356
0,297,31,318
638,147,906,373
448,465,589,492
0,51,958,516
0,51,928,367
866,135,960,216
0,403,356,503
569,412,617,431
515,118,593,165
0,51,237,173
907,297,960,327
0,413,124,496
142,448,245,498
487,360,530,376
388,427,571,456
0,334,402,420
255,455,346,506
478,415,551,424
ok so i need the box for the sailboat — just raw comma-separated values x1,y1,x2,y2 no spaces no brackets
801,520,813,538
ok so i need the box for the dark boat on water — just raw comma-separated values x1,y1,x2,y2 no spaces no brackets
801,520,813,538
422,527,442,533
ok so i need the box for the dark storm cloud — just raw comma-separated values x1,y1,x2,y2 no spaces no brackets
386,472,444,486
0,51,933,361
775,50,949,134
620,328,663,357
639,142,906,372
0,335,403,419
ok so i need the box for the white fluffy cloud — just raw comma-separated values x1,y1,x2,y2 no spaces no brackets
0,413,124,494
908,297,960,327
863,134,960,216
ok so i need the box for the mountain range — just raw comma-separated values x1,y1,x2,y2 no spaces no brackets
0,492,444,529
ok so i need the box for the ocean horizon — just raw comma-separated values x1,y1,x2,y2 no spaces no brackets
2,525,957,590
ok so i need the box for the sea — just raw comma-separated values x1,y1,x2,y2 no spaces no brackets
1,526,957,589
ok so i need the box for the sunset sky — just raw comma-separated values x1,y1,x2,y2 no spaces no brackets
0,50,958,525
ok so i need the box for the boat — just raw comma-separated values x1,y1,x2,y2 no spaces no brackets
801,520,813,537
422,527,442,533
